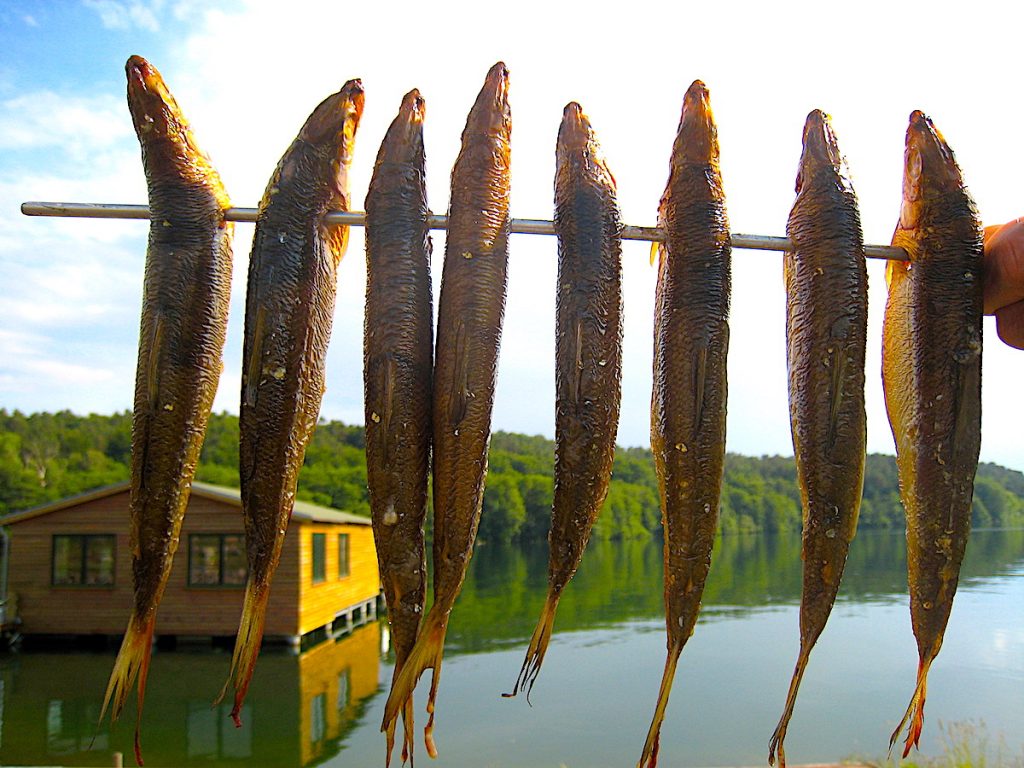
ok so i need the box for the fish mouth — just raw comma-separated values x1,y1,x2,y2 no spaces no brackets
674,79,718,164
795,109,843,192
374,88,426,166
464,61,511,137
904,110,962,192
125,55,181,137
557,101,593,152
301,78,365,146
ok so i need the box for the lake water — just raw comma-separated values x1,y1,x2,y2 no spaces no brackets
1,529,1022,767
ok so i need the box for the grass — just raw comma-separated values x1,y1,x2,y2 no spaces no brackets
857,721,1023,768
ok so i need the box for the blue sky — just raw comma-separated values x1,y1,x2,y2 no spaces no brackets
2,0,1023,471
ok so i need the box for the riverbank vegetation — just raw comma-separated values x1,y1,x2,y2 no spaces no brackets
3,409,1024,541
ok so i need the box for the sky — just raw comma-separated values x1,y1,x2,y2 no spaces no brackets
1,0,1023,472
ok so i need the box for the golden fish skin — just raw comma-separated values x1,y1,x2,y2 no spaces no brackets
882,110,982,757
381,62,511,759
218,80,365,725
101,55,233,766
363,88,432,767
639,80,731,768
768,110,868,768
506,102,622,699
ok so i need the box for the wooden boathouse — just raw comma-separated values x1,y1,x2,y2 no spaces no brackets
0,481,380,647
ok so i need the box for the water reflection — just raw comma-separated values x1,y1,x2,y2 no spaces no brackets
0,621,382,767
447,528,1024,649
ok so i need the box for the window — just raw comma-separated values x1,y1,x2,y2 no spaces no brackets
311,533,326,584
52,535,115,586
188,534,247,587
337,534,350,579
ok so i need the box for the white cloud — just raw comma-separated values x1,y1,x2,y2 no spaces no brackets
0,91,132,155
82,0,162,31
23,15,39,27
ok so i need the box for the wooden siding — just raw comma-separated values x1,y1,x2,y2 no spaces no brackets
4,488,377,638
296,523,380,636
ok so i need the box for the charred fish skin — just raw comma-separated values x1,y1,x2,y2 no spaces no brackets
218,80,365,725
769,110,868,768
101,54,233,766
381,61,511,758
639,79,731,768
364,88,432,767
506,101,623,699
883,110,982,757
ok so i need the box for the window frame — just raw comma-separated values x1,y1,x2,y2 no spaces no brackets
337,533,350,579
311,532,326,584
187,533,247,588
51,534,116,587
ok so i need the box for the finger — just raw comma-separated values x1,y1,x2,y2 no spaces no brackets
982,218,1024,315
994,299,1024,350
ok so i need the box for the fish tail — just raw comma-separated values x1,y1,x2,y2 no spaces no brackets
503,589,560,701
768,645,813,768
381,609,447,756
383,681,416,768
423,638,446,760
637,640,683,768
99,611,157,763
400,691,416,765
214,580,271,726
889,657,932,758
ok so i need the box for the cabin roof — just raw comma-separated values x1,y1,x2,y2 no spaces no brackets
0,480,371,527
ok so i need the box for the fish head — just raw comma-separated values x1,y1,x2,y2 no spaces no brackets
556,102,616,188
795,109,848,193
898,110,965,232
300,79,365,205
464,61,511,140
374,89,426,167
125,55,201,157
672,79,719,166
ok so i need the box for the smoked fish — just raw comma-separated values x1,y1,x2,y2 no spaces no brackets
364,89,433,766
217,80,365,725
882,110,982,757
768,110,867,768
380,61,511,758
639,80,731,768
506,102,623,699
101,54,233,766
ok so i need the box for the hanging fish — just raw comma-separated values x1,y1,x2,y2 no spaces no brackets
768,109,868,768
638,79,731,768
100,54,233,766
364,88,433,767
380,61,511,759
216,79,365,725
505,101,622,699
882,110,983,757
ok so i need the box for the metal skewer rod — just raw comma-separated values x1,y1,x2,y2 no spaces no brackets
20,201,908,260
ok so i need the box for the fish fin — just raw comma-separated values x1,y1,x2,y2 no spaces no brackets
827,346,845,451
450,321,471,426
889,657,932,758
768,645,812,768
693,343,708,430
145,316,164,410
503,590,560,701
244,308,266,408
650,241,662,267
98,612,157,764
637,641,683,768
214,580,271,726
381,608,448,757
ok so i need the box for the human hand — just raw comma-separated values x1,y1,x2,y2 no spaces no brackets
983,217,1024,349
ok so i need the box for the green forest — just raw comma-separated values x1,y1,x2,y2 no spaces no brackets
2,409,1024,541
